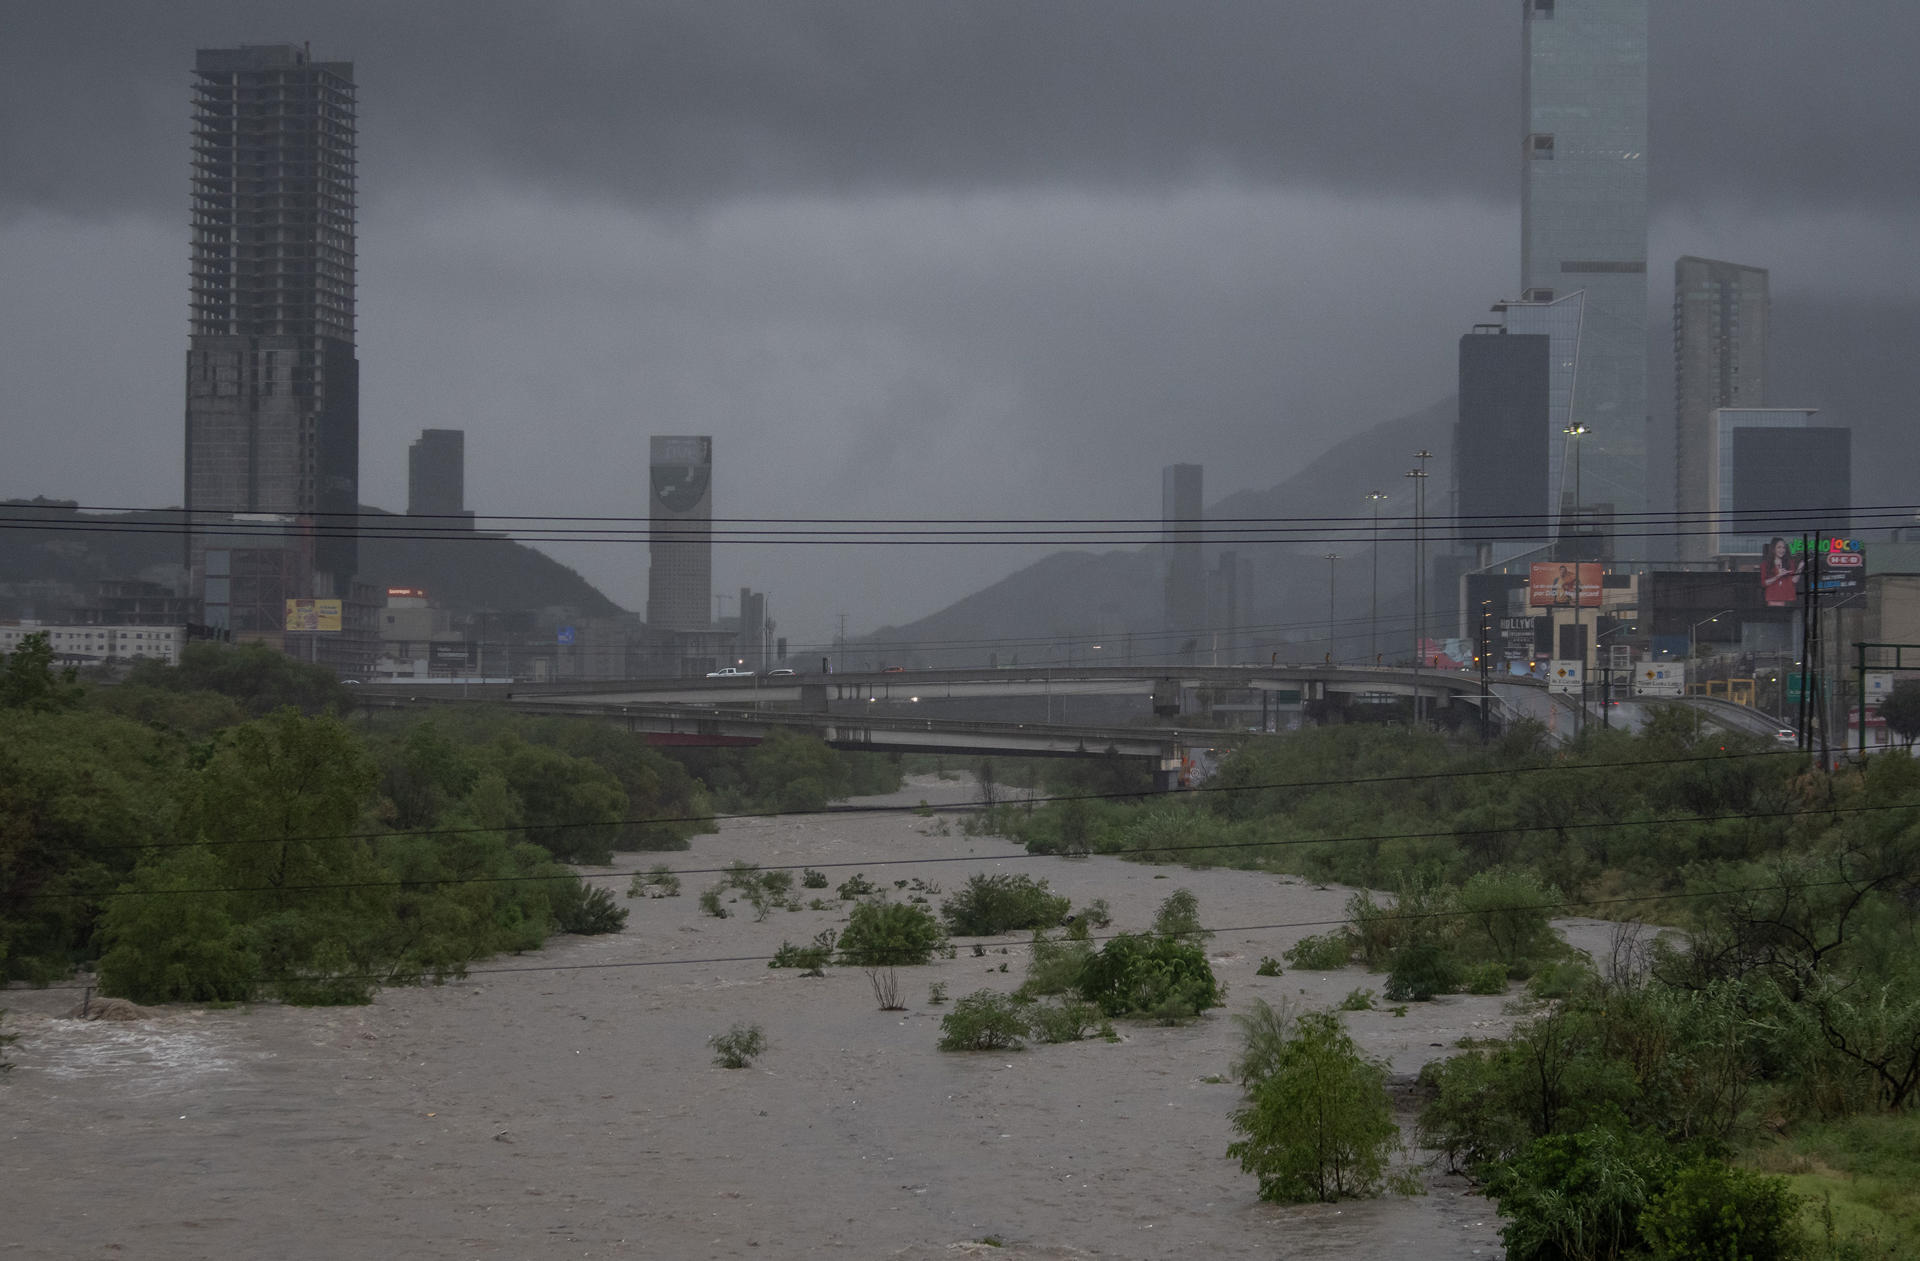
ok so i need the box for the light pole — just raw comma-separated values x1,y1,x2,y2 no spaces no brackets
1366,491,1388,663
1562,424,1588,728
1689,609,1735,663
1324,553,1342,658
1407,452,1432,719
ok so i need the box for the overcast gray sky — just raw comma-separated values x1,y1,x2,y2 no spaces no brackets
4,1,1918,649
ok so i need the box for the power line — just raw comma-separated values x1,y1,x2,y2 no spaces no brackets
56,746,1807,860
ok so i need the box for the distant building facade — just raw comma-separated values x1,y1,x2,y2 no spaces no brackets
407,428,473,526
647,436,713,630
1522,0,1649,526
1712,408,1850,557
1161,463,1204,655
184,44,360,618
1455,326,1551,560
1674,257,1770,562
0,623,187,667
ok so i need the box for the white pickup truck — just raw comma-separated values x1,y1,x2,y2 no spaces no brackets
705,667,755,679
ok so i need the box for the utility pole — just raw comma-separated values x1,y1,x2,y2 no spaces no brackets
1478,600,1492,744
1562,424,1588,733
836,612,848,675
1324,553,1342,659
1407,451,1432,721
1366,491,1387,663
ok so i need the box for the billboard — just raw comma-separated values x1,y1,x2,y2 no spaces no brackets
1529,562,1602,609
284,599,342,632
1633,661,1684,698
1760,536,1865,606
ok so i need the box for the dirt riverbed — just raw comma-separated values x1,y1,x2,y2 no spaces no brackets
1,774,1610,1259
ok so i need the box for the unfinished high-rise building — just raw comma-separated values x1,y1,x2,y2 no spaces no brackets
1674,256,1770,562
185,43,359,624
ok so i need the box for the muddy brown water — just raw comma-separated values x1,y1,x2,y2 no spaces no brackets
1,774,1597,1259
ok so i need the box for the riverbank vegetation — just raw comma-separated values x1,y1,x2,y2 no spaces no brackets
0,635,898,1005
973,719,1919,1251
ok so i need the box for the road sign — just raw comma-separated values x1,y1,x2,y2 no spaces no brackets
1633,661,1684,698
557,625,576,646
1547,660,1583,694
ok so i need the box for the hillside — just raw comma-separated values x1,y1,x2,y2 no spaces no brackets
865,397,1454,667
0,503,623,617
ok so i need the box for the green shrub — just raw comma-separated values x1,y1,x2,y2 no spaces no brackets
836,901,947,966
836,872,878,900
1227,1011,1400,1203
1027,999,1106,1044
940,873,1071,936
551,881,630,935
1456,868,1561,969
1487,1125,1678,1261
769,935,833,972
1018,927,1093,999
710,1023,767,1069
1465,961,1510,995
698,886,729,918
1230,998,1297,1087
1285,932,1354,971
1151,887,1213,944
927,981,949,1005
1074,932,1223,1021
1079,897,1113,929
1340,988,1377,1012
1255,956,1282,977
1384,941,1463,1002
1640,1161,1806,1261
937,990,1028,1051
801,868,829,889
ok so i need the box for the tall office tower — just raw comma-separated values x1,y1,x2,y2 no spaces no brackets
1710,408,1849,558
647,436,713,629
1522,0,1648,530
1674,257,1770,562
407,428,473,526
185,44,359,601
1161,464,1205,654
1455,326,1552,562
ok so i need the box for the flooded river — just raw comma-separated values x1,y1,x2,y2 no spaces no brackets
3,775,1517,1259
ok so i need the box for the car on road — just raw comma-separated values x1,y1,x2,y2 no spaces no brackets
1776,728,1798,744
766,667,796,677
881,665,906,673
706,667,755,679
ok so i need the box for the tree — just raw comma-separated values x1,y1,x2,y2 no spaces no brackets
1876,681,1920,750
0,633,81,713
1226,1011,1400,1203
835,901,946,966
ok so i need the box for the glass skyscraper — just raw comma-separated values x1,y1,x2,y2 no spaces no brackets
1521,0,1648,529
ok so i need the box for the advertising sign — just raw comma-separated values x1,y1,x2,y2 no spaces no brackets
1528,563,1602,609
283,599,342,632
1499,615,1539,662
386,586,426,599
556,625,576,646
1633,661,1685,698
1761,536,1866,606
1546,660,1583,694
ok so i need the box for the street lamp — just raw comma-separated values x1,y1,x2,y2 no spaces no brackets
1689,609,1735,661
1366,491,1388,663
1406,455,1432,721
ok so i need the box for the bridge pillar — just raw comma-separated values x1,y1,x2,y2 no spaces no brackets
1151,678,1181,717
799,682,829,713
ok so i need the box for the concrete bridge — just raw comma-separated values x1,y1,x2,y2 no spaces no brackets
427,661,1524,709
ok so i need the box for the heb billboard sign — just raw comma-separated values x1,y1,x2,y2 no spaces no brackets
1528,563,1602,609
1763,536,1866,606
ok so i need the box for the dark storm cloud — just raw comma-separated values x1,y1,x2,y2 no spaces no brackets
5,2,1918,220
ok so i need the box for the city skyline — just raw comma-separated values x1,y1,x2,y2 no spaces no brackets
4,3,1918,645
